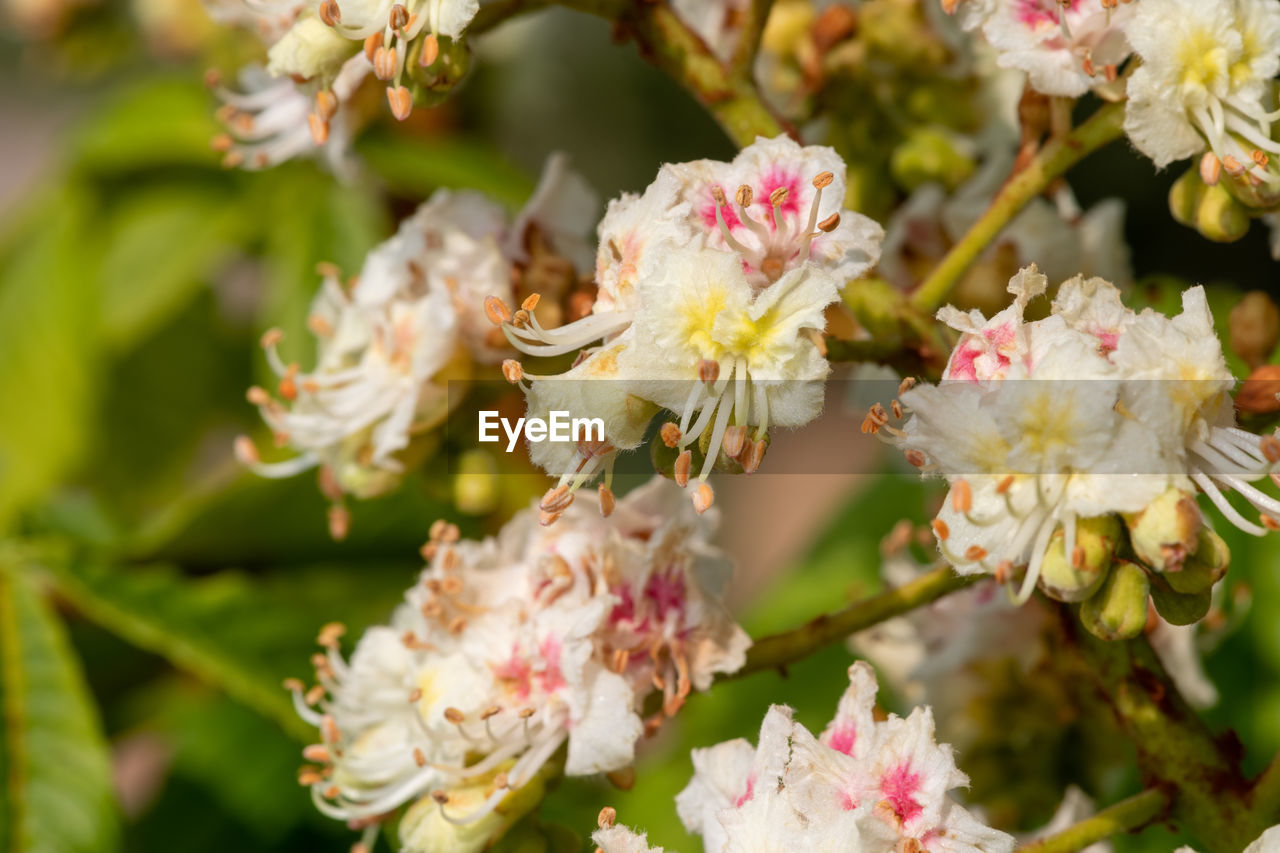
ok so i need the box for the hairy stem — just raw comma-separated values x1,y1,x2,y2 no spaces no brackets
1065,612,1262,853
470,0,785,146
729,565,981,679
909,100,1126,314
1016,788,1169,853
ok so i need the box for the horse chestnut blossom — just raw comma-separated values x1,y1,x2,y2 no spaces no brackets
869,267,1280,608
209,0,481,170
592,662,1014,853
236,157,595,535
497,136,884,518
1124,0,1280,184
951,0,1138,97
287,478,750,853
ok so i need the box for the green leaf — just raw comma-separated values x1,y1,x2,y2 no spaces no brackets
356,132,535,209
70,78,222,175
37,558,410,744
98,186,249,350
0,566,120,853
0,188,100,531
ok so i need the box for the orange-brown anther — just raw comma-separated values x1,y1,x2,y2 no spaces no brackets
812,171,834,189
952,479,973,513
598,807,617,828
389,3,409,29
420,32,440,66
904,449,927,467
660,422,682,448
317,622,346,648
373,46,397,79
540,484,575,513
1200,152,1223,185
501,359,523,383
599,483,616,517
1260,434,1280,463
735,184,753,207
722,425,748,458
364,32,383,61
674,450,692,488
319,0,341,25
931,519,950,541
996,475,1015,494
521,293,541,311
386,86,412,121
692,482,714,515
964,545,987,561
769,187,789,208
741,438,766,474
817,212,841,232
698,359,720,383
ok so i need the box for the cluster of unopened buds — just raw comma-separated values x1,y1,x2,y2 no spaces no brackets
865,265,1280,639
286,478,749,853
486,135,885,521
235,155,597,536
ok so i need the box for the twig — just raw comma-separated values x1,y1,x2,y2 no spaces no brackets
728,565,981,679
1016,788,1170,853
908,100,1126,315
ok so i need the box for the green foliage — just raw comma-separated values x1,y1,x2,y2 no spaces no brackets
0,565,120,853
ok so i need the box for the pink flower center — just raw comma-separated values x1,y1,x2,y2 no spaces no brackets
880,762,924,824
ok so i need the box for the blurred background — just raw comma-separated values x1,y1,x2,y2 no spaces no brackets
1,1,1279,851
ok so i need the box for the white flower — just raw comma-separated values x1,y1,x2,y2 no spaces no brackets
669,0,747,61
288,478,749,851
664,662,1014,853
973,0,1136,97
1124,0,1280,181
876,267,1280,601
500,136,884,515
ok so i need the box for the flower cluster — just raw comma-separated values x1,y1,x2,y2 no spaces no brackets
494,135,885,519
867,266,1278,631
235,156,596,536
952,0,1138,97
287,477,750,853
208,0,478,171
593,661,1014,853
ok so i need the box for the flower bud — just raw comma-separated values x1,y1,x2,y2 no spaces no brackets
889,127,976,193
1194,182,1251,243
1229,291,1280,369
1080,560,1150,642
454,449,499,515
1149,574,1211,626
1037,516,1120,602
1168,168,1206,228
266,15,356,80
1123,488,1203,572
1165,527,1230,595
409,33,472,99
844,277,904,340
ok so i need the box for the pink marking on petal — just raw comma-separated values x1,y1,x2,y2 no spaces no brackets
823,723,857,756
1096,330,1119,355
644,565,687,618
492,647,534,701
880,762,924,824
734,774,756,808
839,790,859,811
700,185,741,232
946,341,983,382
538,635,567,694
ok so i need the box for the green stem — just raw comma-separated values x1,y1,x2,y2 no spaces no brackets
470,0,785,146
729,565,980,679
1016,788,1169,853
908,100,1126,315
620,4,786,147
1065,613,1261,853
729,0,775,82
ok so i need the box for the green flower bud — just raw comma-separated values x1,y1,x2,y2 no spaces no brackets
454,449,499,515
1080,560,1150,642
1124,488,1203,573
409,34,472,104
1169,168,1207,228
1229,291,1280,369
1149,574,1212,626
1195,182,1251,243
844,277,904,340
1165,527,1230,594
890,127,976,193
1038,516,1120,602
267,15,356,81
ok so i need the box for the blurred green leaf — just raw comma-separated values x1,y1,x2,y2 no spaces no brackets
0,188,100,531
0,565,120,852
98,186,249,349
356,132,534,209
36,558,412,743
71,78,222,175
